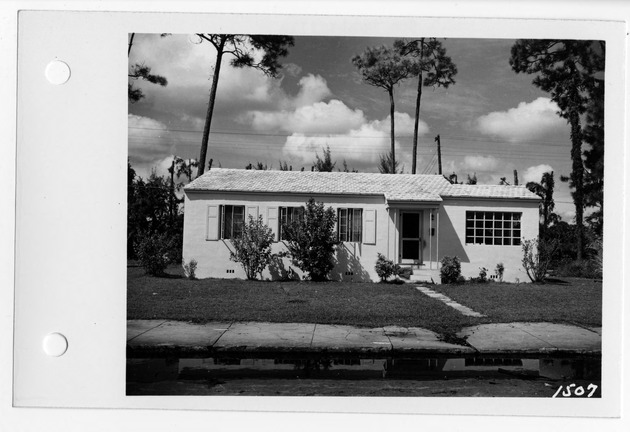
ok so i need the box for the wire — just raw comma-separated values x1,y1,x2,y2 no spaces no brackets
128,125,575,147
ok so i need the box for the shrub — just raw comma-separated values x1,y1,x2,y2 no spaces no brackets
440,256,461,284
478,267,488,283
229,215,275,280
134,231,175,276
522,238,559,283
398,267,412,280
495,263,505,282
282,198,339,281
375,253,402,282
182,258,198,280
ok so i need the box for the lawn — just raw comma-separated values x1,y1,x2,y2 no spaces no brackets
127,264,602,336
434,278,602,328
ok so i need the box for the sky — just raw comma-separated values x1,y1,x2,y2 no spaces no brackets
128,34,590,221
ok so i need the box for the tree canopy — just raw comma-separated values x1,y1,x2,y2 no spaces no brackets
510,39,605,259
352,45,412,173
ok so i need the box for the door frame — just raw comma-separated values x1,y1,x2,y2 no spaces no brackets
399,210,423,264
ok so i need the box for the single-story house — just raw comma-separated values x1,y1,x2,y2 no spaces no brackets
183,168,540,283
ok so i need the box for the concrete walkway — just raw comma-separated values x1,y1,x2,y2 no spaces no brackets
415,286,485,317
127,320,601,357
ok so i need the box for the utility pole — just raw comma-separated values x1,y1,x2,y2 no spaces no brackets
434,135,442,175
513,169,519,186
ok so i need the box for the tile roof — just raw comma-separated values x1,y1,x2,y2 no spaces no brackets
185,168,539,202
443,184,540,200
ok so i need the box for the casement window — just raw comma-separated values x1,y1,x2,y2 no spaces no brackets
279,206,304,240
220,205,245,239
338,208,363,242
465,211,522,246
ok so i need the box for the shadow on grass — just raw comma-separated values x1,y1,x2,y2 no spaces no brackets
155,272,184,279
541,277,570,285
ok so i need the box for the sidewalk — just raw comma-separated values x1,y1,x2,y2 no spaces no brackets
127,320,601,357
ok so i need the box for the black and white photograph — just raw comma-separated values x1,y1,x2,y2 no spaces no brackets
5,3,628,430
126,33,604,398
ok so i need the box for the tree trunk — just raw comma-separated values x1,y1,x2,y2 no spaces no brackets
169,159,174,227
569,108,585,260
412,72,423,174
128,33,135,56
197,37,226,178
388,88,396,173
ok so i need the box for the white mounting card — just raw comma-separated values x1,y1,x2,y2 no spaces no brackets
13,9,626,417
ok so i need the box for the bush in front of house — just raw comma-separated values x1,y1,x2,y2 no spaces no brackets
229,215,275,280
522,237,559,283
478,267,488,282
495,263,505,282
182,258,198,280
282,198,339,282
134,231,175,276
440,256,461,284
375,253,402,282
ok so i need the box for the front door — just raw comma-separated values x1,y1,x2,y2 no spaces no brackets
400,211,422,264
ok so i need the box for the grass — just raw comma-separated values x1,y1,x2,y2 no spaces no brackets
127,264,602,336
434,278,602,328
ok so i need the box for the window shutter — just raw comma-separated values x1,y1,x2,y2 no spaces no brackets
206,205,219,240
363,209,376,245
267,207,279,241
247,206,259,221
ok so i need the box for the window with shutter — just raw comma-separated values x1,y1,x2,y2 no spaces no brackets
338,208,362,242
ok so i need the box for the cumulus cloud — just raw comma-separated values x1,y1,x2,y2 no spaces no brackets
249,99,366,135
236,73,429,167
129,34,296,125
462,155,500,172
282,112,426,167
522,164,554,184
292,74,333,108
475,97,566,142
128,114,179,179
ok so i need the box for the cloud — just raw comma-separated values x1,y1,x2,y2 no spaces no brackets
282,63,303,77
293,74,333,108
282,112,427,168
249,99,366,135
128,114,180,179
522,164,554,184
475,97,566,142
129,34,297,126
462,155,500,172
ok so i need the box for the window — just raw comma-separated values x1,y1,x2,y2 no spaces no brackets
338,208,363,242
220,205,245,239
279,206,304,240
465,211,521,246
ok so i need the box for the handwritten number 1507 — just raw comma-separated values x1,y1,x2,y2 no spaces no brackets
552,383,598,398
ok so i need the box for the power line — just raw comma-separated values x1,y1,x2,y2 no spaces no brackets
128,125,573,147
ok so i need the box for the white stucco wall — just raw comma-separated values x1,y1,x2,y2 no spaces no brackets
183,191,539,283
438,198,540,282
182,191,390,282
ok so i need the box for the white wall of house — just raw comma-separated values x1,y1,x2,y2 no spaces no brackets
183,191,389,282
438,198,539,282
183,191,539,283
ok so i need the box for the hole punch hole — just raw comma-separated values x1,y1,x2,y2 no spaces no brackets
43,333,68,357
45,60,71,85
